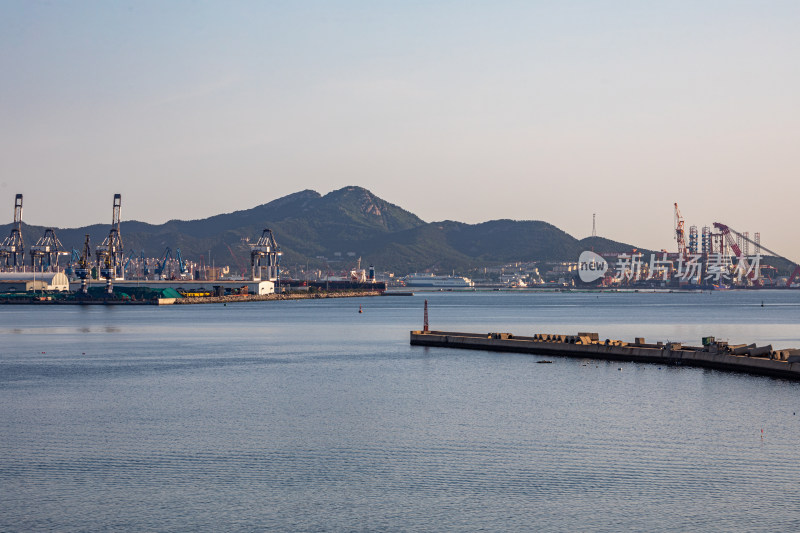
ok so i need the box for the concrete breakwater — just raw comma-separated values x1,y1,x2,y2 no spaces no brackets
174,290,383,304
0,289,384,305
410,330,800,381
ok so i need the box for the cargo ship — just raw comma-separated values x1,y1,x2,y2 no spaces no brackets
404,274,474,288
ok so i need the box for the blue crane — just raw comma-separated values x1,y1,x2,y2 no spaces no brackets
175,248,187,275
123,250,135,270
154,247,172,277
65,248,81,277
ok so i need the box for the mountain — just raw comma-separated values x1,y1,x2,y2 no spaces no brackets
0,186,639,274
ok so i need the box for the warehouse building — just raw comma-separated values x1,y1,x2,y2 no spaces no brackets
0,272,70,292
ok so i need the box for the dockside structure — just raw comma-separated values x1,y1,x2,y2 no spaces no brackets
410,330,800,381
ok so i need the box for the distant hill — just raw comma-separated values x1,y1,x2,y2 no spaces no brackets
0,186,642,274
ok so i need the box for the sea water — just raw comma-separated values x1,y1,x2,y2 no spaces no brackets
2,290,800,531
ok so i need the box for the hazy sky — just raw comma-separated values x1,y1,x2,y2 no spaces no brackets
1,1,798,258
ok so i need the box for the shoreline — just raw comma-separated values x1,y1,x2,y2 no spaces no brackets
0,290,385,305
174,290,384,304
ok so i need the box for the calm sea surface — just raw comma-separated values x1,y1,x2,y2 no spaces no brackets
2,290,800,532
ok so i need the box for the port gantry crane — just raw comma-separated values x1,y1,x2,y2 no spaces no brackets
65,248,81,277
142,250,150,278
175,248,188,277
249,228,281,282
95,194,124,294
0,194,25,270
154,247,188,279
154,247,172,278
122,250,136,277
74,234,92,294
30,228,69,271
713,222,800,287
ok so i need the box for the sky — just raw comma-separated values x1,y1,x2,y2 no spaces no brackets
1,1,798,258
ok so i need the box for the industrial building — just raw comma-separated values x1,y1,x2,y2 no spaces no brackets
0,272,70,292
69,279,275,296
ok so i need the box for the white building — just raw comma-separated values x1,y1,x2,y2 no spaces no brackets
69,279,275,295
0,272,70,292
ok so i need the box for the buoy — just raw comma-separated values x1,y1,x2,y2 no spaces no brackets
358,305,363,313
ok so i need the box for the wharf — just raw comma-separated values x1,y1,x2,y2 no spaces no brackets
410,330,800,381
0,289,384,305
174,290,383,304
0,298,170,305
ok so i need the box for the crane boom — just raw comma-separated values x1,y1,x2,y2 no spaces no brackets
713,223,793,264
716,225,743,257
155,247,172,276
714,222,800,287
175,248,187,275
226,243,247,278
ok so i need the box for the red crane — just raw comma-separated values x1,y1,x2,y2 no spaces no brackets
225,243,248,278
713,222,800,286
713,223,743,258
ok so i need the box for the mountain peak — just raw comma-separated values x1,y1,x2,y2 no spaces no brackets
324,186,383,215
319,186,425,230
